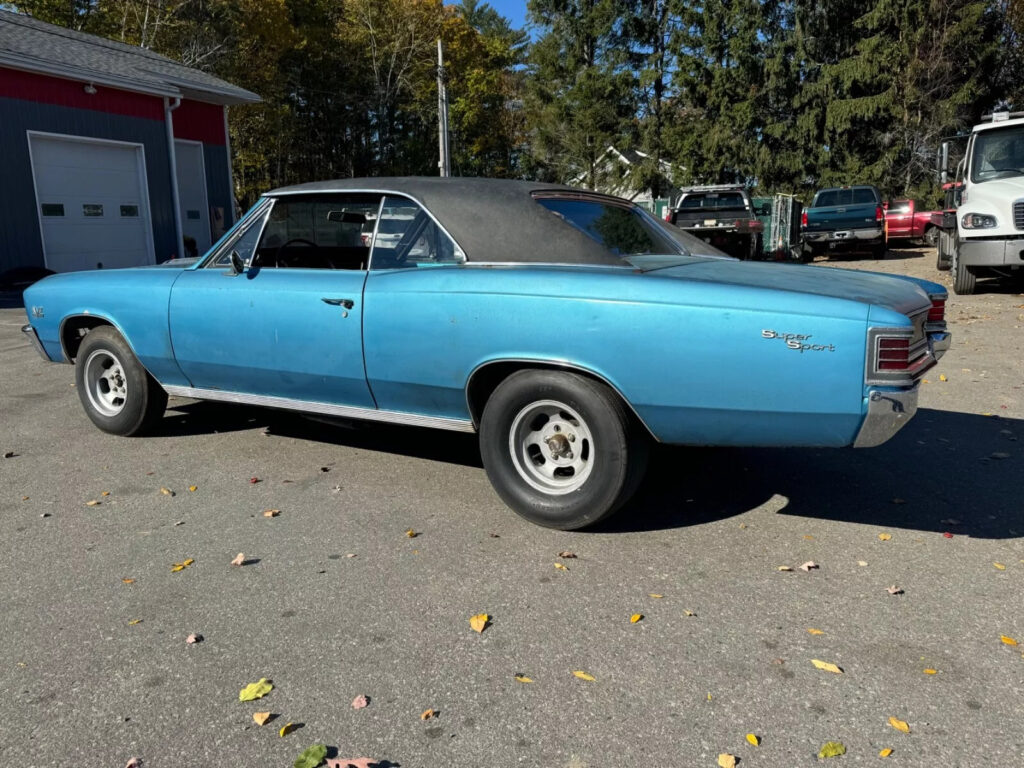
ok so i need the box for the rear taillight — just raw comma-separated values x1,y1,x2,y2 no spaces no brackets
875,206,884,222
801,211,808,228
928,298,946,323
877,337,910,370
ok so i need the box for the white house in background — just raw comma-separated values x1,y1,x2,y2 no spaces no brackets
569,146,684,208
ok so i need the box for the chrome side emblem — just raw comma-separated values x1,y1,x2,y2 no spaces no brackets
31,306,44,318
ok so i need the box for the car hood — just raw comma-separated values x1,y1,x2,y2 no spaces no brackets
650,259,940,316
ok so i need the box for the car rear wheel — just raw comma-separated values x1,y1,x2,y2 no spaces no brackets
952,245,977,295
479,370,648,530
75,326,167,436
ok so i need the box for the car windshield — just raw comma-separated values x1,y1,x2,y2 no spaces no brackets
814,188,878,207
971,124,1024,183
534,197,696,267
677,192,747,211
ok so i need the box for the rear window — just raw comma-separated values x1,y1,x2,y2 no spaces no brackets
887,199,912,214
535,197,686,258
677,192,747,211
814,188,879,207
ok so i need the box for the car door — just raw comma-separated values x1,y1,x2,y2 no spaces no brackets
168,193,382,407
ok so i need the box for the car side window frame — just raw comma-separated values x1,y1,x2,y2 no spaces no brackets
368,194,466,270
202,197,275,269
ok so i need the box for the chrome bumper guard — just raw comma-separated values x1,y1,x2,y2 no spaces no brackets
21,324,49,361
929,330,951,360
854,388,919,448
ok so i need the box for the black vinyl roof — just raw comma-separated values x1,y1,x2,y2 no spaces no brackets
266,177,671,265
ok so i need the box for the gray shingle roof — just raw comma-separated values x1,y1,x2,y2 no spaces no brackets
0,9,260,104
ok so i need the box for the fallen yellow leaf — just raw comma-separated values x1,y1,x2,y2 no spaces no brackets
879,748,893,757
160,487,174,496
683,610,695,617
101,491,111,496
252,712,272,726
263,509,280,517
188,485,198,492
648,593,663,598
939,374,948,382
420,708,436,720
1000,635,1018,646
239,678,273,701
818,741,846,758
122,578,135,585
878,533,892,541
717,754,736,768
778,565,793,571
183,558,194,566
278,722,295,737
803,534,815,540
554,563,568,571
924,668,937,675
127,619,142,625
85,500,101,507
171,564,185,572
811,659,843,674
405,529,418,538
888,716,910,734
746,733,760,746
572,670,595,681
630,613,643,624
469,613,490,633
994,562,1006,570
513,674,534,683
230,553,245,566
807,628,824,635
858,560,868,566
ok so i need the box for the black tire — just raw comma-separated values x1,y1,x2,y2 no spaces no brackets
923,225,939,248
871,243,886,259
951,245,977,295
479,370,649,530
75,326,167,436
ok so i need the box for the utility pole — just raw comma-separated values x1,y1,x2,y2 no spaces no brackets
437,38,450,178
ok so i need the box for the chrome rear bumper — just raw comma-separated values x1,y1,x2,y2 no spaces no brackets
854,388,919,448
21,324,49,361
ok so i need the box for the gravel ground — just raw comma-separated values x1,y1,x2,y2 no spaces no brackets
1,247,1022,768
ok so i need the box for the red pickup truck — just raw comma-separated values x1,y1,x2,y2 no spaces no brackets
883,199,941,246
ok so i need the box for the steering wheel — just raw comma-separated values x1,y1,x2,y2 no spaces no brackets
274,238,318,268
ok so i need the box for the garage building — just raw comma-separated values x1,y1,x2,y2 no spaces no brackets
0,10,260,278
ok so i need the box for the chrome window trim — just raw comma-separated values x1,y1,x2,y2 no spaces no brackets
201,197,274,269
269,188,467,265
464,358,659,441
162,385,476,433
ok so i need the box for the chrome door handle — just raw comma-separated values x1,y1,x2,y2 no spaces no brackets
322,298,354,309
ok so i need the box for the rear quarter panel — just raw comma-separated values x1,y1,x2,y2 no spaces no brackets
363,265,871,447
22,269,187,385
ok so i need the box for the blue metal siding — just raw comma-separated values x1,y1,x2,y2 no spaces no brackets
0,96,177,273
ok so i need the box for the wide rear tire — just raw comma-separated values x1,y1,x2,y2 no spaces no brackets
479,370,648,530
952,246,977,295
75,326,167,436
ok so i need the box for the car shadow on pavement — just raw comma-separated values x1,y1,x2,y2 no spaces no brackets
598,408,1024,539
156,399,484,468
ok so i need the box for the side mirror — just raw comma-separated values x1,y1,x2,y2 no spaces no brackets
230,250,245,274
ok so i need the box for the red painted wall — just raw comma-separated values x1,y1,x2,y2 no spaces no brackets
172,99,226,145
0,68,164,120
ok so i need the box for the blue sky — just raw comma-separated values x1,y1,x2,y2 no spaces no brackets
487,0,530,31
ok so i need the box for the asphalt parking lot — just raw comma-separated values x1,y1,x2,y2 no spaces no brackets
1,247,1023,767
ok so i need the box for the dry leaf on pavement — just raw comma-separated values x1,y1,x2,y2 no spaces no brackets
746,733,760,746
122,578,134,585
1000,635,1018,646
86,500,101,507
188,485,197,492
879,748,893,757
818,741,846,758
648,593,664,598
717,754,736,768
125,759,142,768
777,565,792,571
811,659,843,674
807,628,824,635
405,529,418,538
888,716,911,733
572,670,596,681
924,668,937,674
878,532,892,541
185,633,202,644
630,614,643,623
557,551,577,558
554,563,568,571
514,674,534,683
230,553,245,566
887,585,904,595
994,562,1006,570
351,694,369,709
127,619,142,625
263,509,280,517
469,613,490,633
799,561,818,572
278,722,296,737
159,487,174,496
420,708,436,720
238,678,273,701
252,711,272,726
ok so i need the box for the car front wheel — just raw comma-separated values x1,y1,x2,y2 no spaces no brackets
75,326,167,436
479,370,648,530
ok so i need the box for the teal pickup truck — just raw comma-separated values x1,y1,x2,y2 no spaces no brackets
801,185,886,260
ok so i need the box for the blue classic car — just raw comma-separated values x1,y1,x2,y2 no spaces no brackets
22,178,950,529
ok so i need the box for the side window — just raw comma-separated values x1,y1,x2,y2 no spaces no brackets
207,201,272,267
253,194,383,270
370,196,464,269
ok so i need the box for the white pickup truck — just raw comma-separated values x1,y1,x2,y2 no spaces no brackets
941,112,1024,294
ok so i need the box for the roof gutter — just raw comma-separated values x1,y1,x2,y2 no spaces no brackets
164,96,185,259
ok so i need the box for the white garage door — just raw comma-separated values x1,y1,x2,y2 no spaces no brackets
29,133,155,273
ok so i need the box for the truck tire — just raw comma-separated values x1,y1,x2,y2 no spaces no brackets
923,225,939,248
952,246,977,295
936,231,952,271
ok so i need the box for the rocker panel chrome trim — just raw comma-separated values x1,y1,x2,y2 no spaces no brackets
162,386,477,433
